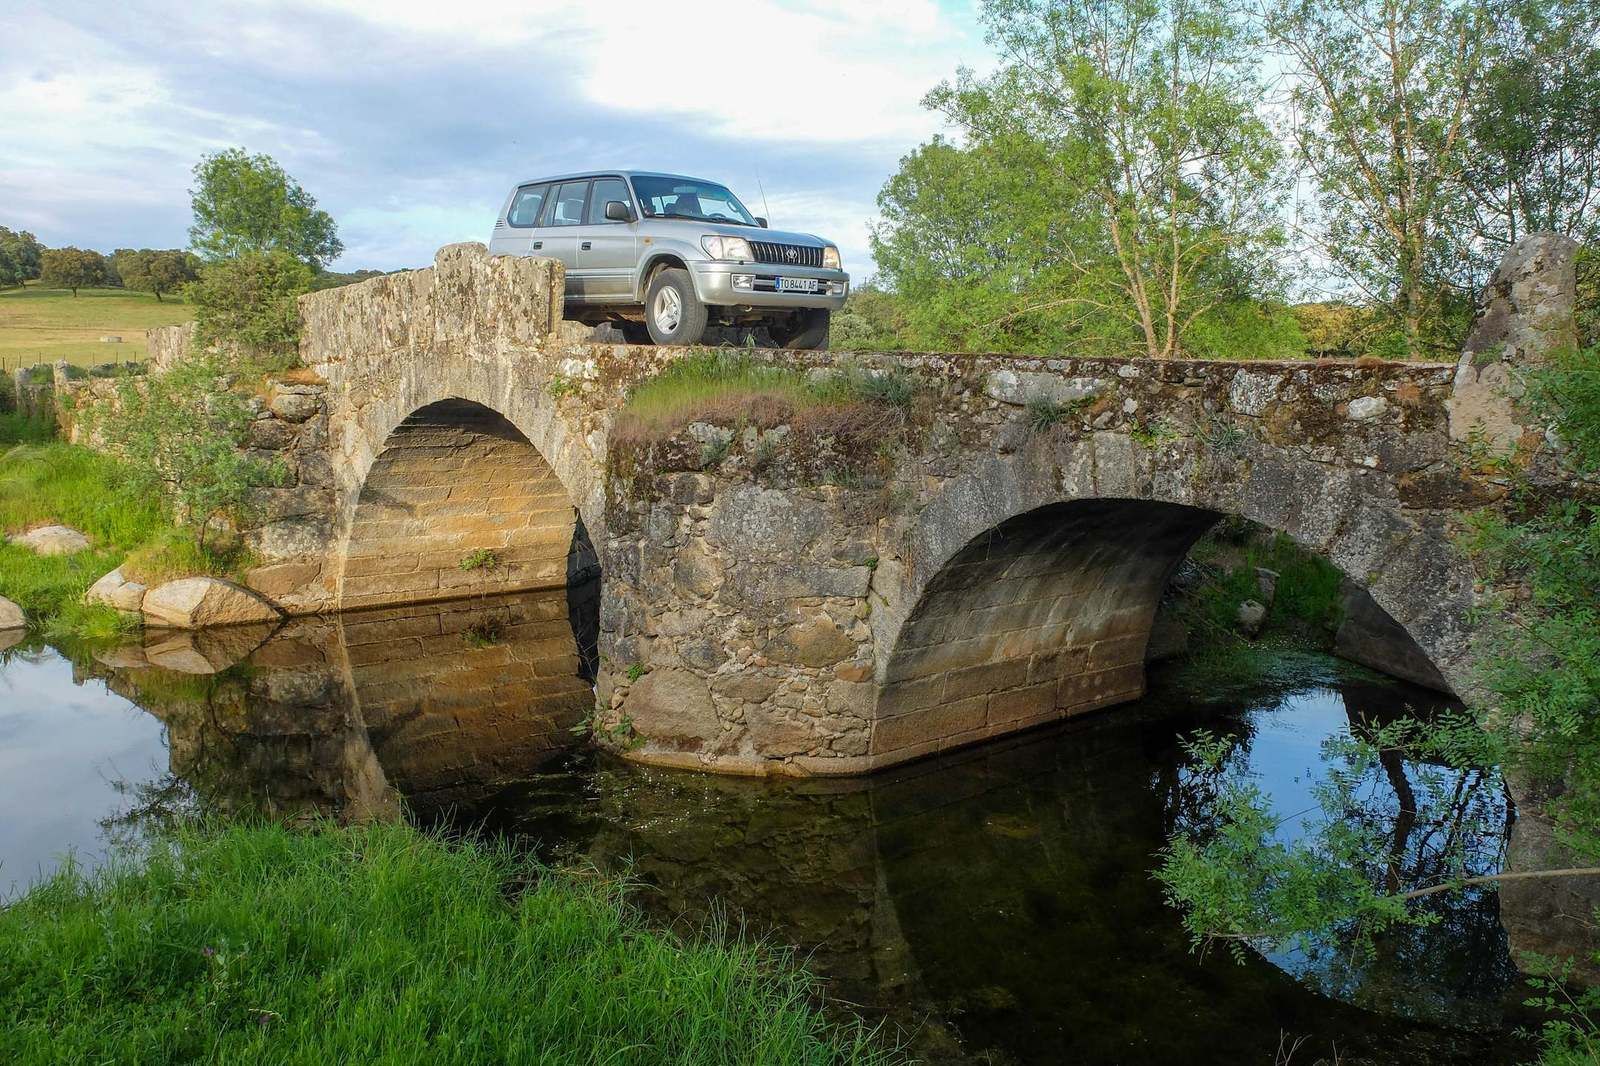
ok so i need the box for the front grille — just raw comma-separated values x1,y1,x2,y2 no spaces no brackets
749,241,824,268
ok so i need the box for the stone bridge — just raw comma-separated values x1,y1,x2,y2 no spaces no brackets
147,239,1575,777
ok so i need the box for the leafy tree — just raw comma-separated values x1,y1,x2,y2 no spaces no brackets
0,227,43,286
87,354,284,553
876,0,1287,358
188,251,313,367
1266,0,1489,358
1465,0,1600,252
188,149,343,270
112,249,199,302
39,247,109,296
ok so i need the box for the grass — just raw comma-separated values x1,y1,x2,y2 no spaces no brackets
0,821,897,1066
612,350,913,450
0,281,191,372
0,439,246,636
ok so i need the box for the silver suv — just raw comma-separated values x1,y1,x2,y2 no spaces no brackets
489,170,848,348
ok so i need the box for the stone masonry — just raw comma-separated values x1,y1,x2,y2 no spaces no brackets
123,240,1587,778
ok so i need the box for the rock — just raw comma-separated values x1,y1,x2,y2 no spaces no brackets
0,628,22,653
983,369,1104,407
10,524,89,555
625,669,719,747
1254,567,1280,606
268,389,322,422
84,567,147,613
1236,599,1267,638
1450,232,1580,447
768,615,856,669
142,577,283,629
0,594,24,630
1346,395,1387,421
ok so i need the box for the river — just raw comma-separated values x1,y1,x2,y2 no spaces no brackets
0,589,1538,1064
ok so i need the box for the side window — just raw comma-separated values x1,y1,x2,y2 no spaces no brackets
506,184,548,227
587,178,632,224
547,181,590,227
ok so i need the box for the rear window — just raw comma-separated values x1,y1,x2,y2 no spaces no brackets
506,184,548,227
548,181,589,227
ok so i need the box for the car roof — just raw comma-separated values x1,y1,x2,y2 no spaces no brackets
513,170,720,188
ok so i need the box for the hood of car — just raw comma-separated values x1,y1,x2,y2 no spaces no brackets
685,220,828,248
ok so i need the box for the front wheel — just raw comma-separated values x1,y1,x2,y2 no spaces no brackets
645,269,708,346
769,308,830,350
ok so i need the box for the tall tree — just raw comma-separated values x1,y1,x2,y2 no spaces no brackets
0,227,44,285
39,247,109,297
879,0,1287,358
1465,0,1600,251
1267,0,1489,358
188,149,343,270
113,249,200,302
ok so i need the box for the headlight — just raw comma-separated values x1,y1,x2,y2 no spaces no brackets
701,235,754,261
822,245,841,270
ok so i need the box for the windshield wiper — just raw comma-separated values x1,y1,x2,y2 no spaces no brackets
652,211,751,226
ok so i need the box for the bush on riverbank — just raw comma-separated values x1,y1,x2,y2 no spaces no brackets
0,440,246,636
0,822,895,1066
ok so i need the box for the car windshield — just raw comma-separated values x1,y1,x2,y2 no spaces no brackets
632,177,756,226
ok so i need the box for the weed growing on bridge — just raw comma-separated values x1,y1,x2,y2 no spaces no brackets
0,822,897,1065
546,373,578,401
458,548,500,572
1025,394,1075,432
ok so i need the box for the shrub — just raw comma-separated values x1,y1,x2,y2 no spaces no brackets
86,354,285,553
189,251,313,368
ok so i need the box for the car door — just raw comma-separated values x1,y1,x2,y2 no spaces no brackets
533,179,590,297
492,183,548,255
576,176,638,301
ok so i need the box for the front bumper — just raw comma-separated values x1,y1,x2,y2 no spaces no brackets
691,263,849,310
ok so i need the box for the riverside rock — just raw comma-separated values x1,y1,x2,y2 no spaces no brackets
84,567,147,613
142,577,283,629
10,524,90,555
0,595,25,630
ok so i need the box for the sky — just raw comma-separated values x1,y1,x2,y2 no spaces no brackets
0,0,990,277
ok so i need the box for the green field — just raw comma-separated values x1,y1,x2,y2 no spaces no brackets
0,282,193,372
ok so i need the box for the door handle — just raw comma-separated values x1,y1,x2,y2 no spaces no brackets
580,241,592,251
531,241,542,249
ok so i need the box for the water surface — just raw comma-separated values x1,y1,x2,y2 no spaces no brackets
0,592,1535,1064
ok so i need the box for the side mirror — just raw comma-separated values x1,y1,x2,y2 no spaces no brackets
604,200,635,223
755,216,768,228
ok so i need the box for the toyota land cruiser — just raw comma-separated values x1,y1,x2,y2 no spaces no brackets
488,170,848,348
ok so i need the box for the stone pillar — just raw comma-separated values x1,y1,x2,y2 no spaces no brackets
1447,232,1580,453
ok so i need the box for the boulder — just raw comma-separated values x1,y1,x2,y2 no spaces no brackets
84,567,147,613
142,577,283,629
10,524,89,555
1236,599,1267,638
624,668,719,748
0,595,24,630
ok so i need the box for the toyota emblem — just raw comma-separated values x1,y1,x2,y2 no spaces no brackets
785,247,798,263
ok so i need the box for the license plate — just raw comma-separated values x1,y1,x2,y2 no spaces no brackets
777,277,818,293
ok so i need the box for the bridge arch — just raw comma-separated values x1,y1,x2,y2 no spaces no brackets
338,398,594,609
867,440,1478,765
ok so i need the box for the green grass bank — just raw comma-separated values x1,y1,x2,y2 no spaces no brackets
0,431,245,637
0,822,895,1066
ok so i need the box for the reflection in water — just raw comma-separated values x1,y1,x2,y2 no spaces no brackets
2,595,1541,1064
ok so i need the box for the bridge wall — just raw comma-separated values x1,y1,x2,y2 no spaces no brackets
139,241,1570,778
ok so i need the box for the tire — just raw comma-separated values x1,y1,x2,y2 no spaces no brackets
618,321,651,345
770,308,831,350
644,268,708,346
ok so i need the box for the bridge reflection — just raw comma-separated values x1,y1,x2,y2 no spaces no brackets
82,614,1543,1063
